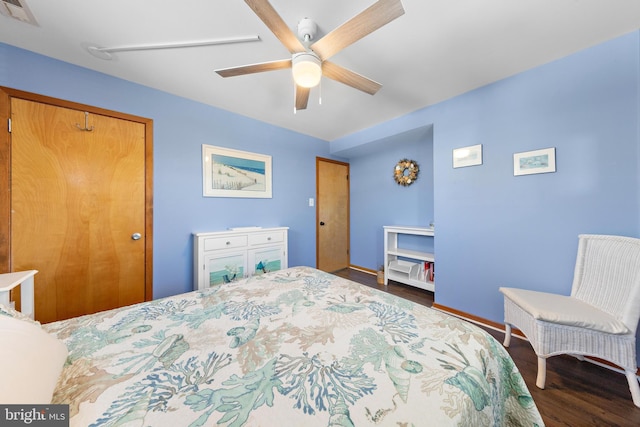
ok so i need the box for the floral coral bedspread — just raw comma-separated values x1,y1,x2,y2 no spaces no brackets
46,266,543,426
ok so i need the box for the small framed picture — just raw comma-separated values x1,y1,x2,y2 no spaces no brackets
513,148,556,176
453,144,482,168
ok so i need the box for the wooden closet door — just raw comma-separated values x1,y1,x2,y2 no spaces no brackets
316,158,350,272
11,98,146,322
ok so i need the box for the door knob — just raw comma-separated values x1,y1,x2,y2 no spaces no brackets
131,233,142,240
320,222,325,226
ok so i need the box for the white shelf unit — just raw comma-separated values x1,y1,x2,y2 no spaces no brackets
193,227,288,291
383,225,435,292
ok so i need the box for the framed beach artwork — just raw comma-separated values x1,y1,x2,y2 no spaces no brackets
513,147,556,176
202,145,272,198
453,144,483,168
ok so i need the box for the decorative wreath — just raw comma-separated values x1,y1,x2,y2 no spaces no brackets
394,159,419,186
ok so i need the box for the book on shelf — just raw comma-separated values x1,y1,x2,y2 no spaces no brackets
423,261,435,282
418,262,426,281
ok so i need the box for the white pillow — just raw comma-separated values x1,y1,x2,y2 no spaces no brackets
0,314,68,404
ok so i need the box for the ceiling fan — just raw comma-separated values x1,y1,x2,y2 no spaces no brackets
86,0,404,111
215,0,405,111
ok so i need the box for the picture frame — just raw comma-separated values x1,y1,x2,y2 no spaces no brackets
513,147,556,176
453,144,482,168
202,145,272,198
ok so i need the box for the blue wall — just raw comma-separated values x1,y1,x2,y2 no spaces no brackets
0,43,331,299
346,125,434,270
335,31,640,361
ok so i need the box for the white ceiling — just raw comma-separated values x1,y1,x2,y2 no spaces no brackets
2,0,640,141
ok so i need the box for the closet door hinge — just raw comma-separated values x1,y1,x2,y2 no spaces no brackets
7,118,11,133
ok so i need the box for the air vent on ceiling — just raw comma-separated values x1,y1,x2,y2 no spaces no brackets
0,0,38,26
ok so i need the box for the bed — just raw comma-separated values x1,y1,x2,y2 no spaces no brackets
1,266,544,426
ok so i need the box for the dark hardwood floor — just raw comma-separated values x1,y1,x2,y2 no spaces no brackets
335,268,640,427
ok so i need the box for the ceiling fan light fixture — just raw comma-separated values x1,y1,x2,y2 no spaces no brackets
292,52,322,88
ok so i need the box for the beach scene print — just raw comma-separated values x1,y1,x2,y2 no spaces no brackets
211,154,266,192
519,153,549,170
255,259,279,275
254,247,283,275
208,256,244,287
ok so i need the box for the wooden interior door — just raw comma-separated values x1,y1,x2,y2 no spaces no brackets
316,158,350,272
9,96,150,322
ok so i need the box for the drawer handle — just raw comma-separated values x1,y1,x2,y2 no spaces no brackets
226,241,231,245
267,237,271,241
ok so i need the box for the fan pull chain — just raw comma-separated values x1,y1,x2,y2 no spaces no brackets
318,80,322,105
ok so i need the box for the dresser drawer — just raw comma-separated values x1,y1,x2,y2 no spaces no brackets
203,235,248,251
248,231,284,246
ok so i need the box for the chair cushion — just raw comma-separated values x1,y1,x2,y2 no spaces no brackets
0,314,68,403
499,287,630,334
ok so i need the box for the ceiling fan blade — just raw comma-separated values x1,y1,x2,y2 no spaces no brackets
215,59,292,78
295,86,310,110
311,0,405,60
322,61,381,95
245,0,306,54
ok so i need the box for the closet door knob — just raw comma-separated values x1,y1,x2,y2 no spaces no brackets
320,222,325,226
131,233,142,240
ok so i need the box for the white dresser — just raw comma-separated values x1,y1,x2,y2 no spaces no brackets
193,227,288,290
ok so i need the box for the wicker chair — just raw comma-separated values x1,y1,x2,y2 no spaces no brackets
500,234,640,407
